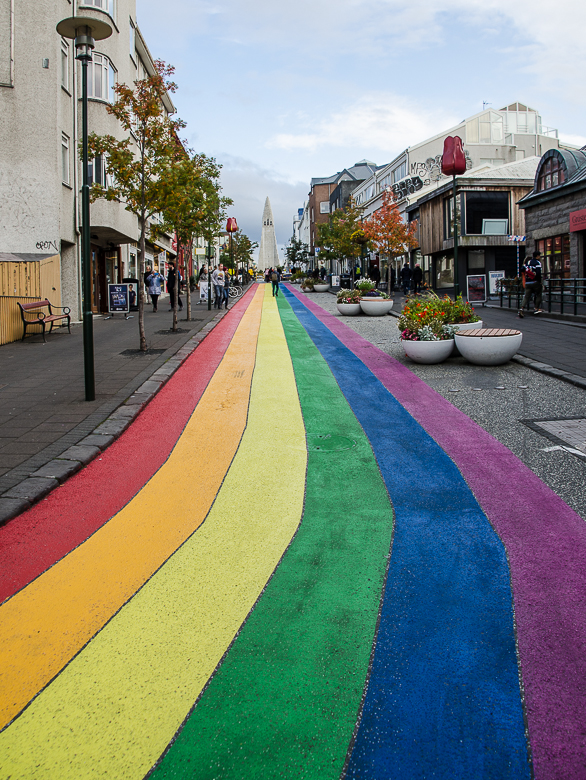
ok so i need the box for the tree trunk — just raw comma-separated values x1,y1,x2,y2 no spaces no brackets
138,138,147,352
172,244,178,333
185,238,193,322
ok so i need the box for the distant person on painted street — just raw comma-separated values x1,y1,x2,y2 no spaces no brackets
412,263,423,294
214,265,225,308
145,268,164,312
166,261,183,311
271,267,281,297
400,263,412,295
518,251,543,317
197,266,208,305
222,267,230,309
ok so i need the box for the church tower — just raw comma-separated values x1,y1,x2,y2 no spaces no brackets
258,197,280,269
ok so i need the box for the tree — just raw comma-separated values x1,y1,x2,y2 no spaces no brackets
87,60,185,351
363,189,418,283
285,237,309,268
159,151,231,329
316,197,365,269
232,231,258,279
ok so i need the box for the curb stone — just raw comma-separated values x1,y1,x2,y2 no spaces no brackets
0,308,229,525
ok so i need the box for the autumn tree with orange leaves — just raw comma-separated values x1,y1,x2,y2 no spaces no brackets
363,189,418,280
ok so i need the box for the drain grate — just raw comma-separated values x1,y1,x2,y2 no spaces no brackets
522,417,586,456
306,433,356,452
154,328,191,335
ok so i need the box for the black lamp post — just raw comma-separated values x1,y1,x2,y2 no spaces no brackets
57,16,112,402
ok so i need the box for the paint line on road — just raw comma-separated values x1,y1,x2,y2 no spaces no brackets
0,287,264,731
0,286,307,780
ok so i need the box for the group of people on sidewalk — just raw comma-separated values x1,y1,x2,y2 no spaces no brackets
400,263,424,295
196,264,231,309
144,261,183,313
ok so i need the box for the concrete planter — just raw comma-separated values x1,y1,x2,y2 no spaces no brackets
454,330,522,366
401,338,454,364
451,320,483,355
301,286,314,293
313,283,330,293
337,303,361,316
359,298,394,316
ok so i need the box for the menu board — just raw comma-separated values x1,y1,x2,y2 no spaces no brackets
466,274,486,303
108,284,129,313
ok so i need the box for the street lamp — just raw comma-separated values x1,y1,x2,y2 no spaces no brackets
441,135,467,299
56,16,112,402
226,217,238,284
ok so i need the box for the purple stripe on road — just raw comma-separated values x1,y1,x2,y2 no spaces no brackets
286,285,586,780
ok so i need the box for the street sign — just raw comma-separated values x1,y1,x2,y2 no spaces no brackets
108,284,129,313
466,274,486,303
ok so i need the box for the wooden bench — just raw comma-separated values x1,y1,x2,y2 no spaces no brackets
17,300,71,342
456,328,521,338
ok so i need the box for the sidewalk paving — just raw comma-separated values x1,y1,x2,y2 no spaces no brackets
0,293,235,518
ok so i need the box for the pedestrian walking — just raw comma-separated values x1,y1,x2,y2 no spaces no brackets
390,266,396,293
144,265,153,305
265,268,271,284
213,265,225,308
412,263,423,294
518,251,544,317
145,269,164,312
166,261,183,311
197,266,208,304
400,262,412,295
222,268,230,309
370,264,381,287
271,267,281,297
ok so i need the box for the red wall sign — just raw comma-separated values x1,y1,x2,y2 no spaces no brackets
569,208,586,232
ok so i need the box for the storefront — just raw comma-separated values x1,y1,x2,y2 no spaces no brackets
519,148,586,279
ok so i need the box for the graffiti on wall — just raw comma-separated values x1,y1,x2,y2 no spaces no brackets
410,150,473,186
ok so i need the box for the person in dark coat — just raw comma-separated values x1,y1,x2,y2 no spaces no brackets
400,263,412,295
166,261,183,311
412,263,423,294
370,264,381,286
390,266,396,292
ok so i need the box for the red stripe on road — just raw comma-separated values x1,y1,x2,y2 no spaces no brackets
0,290,255,604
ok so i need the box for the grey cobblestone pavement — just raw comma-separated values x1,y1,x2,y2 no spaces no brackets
311,290,586,522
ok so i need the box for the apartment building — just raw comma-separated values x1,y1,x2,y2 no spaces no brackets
0,0,175,316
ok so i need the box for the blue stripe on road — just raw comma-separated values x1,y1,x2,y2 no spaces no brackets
283,288,531,780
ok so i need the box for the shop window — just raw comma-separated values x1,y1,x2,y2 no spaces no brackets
537,235,571,279
538,155,566,191
465,191,509,235
468,250,485,270
436,255,454,288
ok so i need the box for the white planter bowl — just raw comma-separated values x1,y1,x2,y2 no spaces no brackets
359,298,394,316
452,320,483,332
402,338,454,364
451,320,482,355
337,302,361,316
454,331,522,366
314,283,330,292
301,286,314,293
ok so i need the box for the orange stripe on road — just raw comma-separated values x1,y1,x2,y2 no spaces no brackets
0,286,264,731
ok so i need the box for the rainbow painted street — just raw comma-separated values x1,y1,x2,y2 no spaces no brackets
1,284,585,780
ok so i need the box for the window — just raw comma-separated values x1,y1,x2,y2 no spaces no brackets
82,0,115,17
436,255,454,288
129,19,136,58
392,161,407,183
537,235,571,278
468,250,485,270
88,155,112,187
61,39,69,90
466,111,504,144
538,155,566,191
87,53,116,102
61,134,70,185
465,192,509,235
320,201,329,214
444,195,461,239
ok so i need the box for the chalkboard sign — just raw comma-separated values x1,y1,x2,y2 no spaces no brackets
466,274,486,303
108,284,129,313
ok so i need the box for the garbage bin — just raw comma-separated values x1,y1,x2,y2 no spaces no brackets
340,274,352,289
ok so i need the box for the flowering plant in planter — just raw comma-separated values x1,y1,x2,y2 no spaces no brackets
402,292,480,326
300,276,314,290
337,289,362,304
400,322,461,341
355,277,376,294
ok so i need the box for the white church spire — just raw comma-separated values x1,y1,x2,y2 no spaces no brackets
258,197,280,268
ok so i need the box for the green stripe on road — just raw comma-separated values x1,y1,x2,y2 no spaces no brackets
149,293,394,780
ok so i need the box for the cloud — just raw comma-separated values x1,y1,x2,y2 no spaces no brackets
217,154,308,246
267,94,458,156
559,133,586,149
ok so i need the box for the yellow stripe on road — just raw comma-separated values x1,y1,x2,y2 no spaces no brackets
0,285,264,731
0,286,307,780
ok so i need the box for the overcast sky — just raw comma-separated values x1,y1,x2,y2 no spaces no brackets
137,0,586,249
